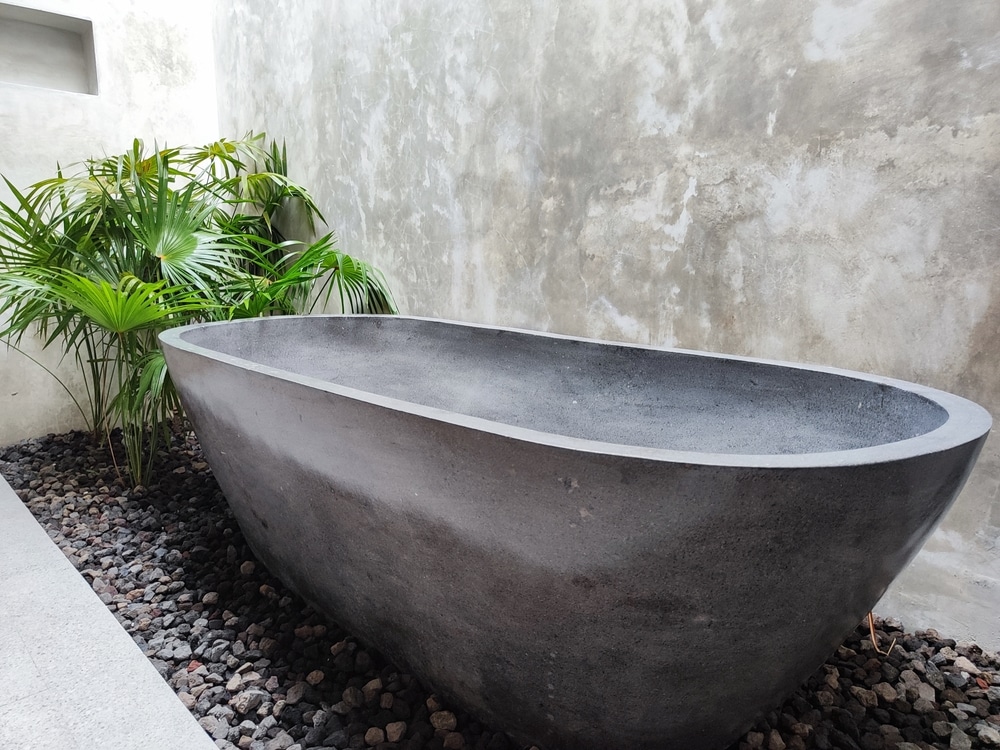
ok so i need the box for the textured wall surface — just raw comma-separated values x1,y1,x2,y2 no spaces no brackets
0,0,219,443
223,0,994,645
210,0,1000,645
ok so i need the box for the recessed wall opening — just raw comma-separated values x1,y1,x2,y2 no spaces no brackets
0,3,97,95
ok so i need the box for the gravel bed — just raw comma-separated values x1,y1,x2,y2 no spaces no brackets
2,430,1000,750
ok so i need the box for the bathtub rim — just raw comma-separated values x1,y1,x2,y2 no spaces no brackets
159,314,992,470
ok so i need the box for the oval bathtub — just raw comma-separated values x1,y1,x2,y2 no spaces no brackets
160,315,990,750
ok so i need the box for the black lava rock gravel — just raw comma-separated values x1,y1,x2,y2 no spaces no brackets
2,430,999,750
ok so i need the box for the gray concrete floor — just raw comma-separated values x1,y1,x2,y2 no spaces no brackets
0,476,216,750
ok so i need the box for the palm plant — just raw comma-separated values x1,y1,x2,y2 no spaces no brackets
0,133,396,485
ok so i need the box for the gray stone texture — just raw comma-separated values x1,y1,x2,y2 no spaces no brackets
211,0,1000,648
160,315,990,750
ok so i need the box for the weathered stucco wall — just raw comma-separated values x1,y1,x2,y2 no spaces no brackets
0,0,218,444
220,0,994,645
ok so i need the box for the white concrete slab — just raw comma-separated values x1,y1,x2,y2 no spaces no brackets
0,476,216,750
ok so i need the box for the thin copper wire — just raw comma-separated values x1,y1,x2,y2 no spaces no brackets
867,611,897,656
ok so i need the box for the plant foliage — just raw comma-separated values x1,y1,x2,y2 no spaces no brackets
0,133,396,484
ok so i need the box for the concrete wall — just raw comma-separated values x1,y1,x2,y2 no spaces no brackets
212,0,1000,646
0,0,219,444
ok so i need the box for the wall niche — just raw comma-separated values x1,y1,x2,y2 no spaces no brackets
0,3,97,94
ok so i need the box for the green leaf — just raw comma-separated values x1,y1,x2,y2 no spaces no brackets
42,271,204,334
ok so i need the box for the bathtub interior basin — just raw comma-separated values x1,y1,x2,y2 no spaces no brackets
174,315,953,460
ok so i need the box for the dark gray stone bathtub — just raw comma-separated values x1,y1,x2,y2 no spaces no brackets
160,315,991,750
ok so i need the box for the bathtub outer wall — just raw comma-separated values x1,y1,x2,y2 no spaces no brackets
162,320,988,750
